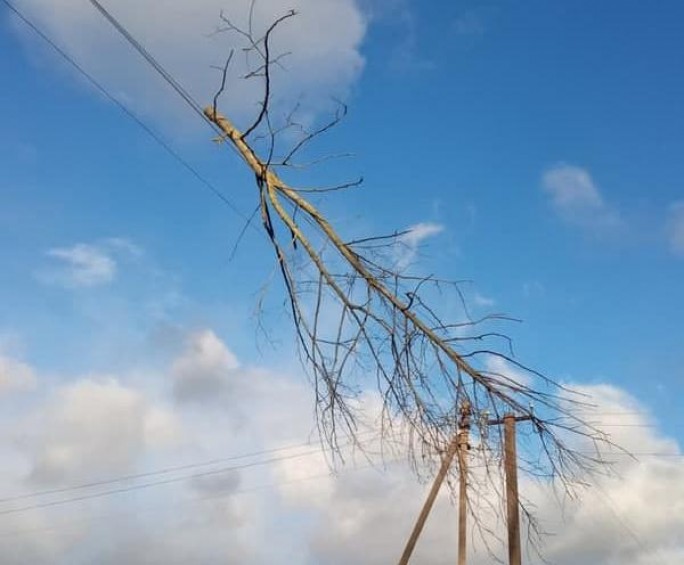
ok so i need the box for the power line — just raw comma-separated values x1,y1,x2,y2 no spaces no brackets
0,430,389,514
0,434,678,534
591,483,668,564
588,412,657,416
0,446,331,517
0,457,407,540
84,0,258,183
2,422,675,509
0,456,498,540
616,452,683,457
0,433,374,505
593,424,658,428
87,0,210,126
9,442,672,520
2,0,249,223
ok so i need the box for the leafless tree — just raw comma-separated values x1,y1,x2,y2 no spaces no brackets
204,4,614,557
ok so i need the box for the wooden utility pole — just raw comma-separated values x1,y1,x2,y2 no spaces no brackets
483,412,531,565
398,402,471,565
503,414,521,565
398,408,530,565
398,432,460,565
457,403,471,565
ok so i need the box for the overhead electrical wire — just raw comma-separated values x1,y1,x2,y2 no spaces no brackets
0,440,678,519
591,483,671,565
87,0,210,125
0,446,337,517
0,432,379,506
0,429,395,516
2,9,681,558
1,0,250,224
0,457,408,541
1,411,672,510
0,445,679,543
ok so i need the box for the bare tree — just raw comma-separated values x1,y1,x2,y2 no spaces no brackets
204,4,614,558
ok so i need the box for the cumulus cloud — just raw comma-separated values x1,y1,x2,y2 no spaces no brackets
8,331,324,560
0,331,312,564
484,355,532,388
296,384,684,565
542,164,623,234
189,469,241,496
170,329,240,403
22,378,182,484
0,353,37,394
12,0,367,131
0,328,681,564
666,201,684,257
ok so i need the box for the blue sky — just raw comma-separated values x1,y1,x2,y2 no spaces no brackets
1,1,683,563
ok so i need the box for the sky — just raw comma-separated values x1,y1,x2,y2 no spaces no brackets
1,0,683,563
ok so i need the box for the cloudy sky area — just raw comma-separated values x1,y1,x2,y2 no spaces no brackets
1,0,683,563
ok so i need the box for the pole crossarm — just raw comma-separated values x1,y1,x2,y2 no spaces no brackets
486,415,533,426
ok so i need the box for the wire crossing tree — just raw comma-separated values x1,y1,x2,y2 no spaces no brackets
203,1,612,525
87,0,616,558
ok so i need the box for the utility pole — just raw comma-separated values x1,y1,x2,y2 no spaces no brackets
457,402,471,565
398,401,471,565
484,413,531,565
397,432,460,565
503,415,521,565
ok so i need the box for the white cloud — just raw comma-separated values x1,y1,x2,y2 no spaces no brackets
39,238,142,288
666,201,684,257
484,355,532,389
0,326,681,564
300,384,684,565
561,384,678,460
44,243,117,288
21,378,182,485
472,291,495,308
0,329,317,563
0,353,37,394
542,164,623,234
170,329,240,403
401,222,444,247
13,0,367,131
396,222,444,269
103,237,143,258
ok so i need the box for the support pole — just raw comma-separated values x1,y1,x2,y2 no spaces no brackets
398,401,471,565
503,414,521,565
397,433,460,565
457,403,471,565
